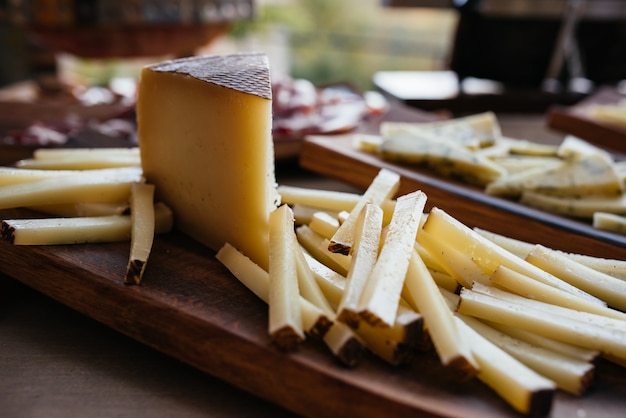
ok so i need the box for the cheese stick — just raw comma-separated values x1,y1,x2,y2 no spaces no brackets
337,203,382,328
489,265,626,321
0,167,144,209
455,318,556,416
0,166,141,187
296,225,349,276
303,251,425,364
216,242,331,339
328,168,400,255
124,183,156,285
422,207,604,305
308,211,340,239
474,227,626,280
15,154,141,170
357,191,426,327
457,286,626,359
524,245,626,312
1,202,172,245
404,251,479,376
32,147,139,160
268,204,305,350
278,185,361,212
416,229,490,288
459,314,594,395
593,211,626,235
27,201,130,217
484,320,600,363
216,242,361,365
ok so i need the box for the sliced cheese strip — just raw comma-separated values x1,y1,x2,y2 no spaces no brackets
33,147,139,160
0,167,143,209
1,202,172,245
328,168,399,255
15,154,140,170
125,183,156,285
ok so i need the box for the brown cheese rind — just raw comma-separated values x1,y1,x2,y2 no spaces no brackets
147,52,272,100
1,221,15,244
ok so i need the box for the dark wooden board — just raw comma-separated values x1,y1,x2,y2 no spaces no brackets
548,87,626,154
2,202,626,417
2,100,625,416
300,135,626,260
0,209,502,418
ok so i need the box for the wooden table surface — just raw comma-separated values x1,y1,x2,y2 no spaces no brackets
0,113,566,417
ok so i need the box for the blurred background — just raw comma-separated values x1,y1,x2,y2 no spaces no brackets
1,0,626,155
0,0,456,90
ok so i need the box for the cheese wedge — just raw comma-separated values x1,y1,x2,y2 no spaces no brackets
138,53,279,269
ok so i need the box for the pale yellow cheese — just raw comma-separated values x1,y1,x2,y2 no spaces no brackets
137,53,279,269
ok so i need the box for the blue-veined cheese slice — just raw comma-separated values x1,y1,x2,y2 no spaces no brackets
486,153,623,198
380,132,506,186
380,111,500,150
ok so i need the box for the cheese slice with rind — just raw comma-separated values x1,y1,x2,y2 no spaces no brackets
138,53,279,269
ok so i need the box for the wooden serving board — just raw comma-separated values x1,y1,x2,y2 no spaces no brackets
548,87,626,154
1,201,626,418
300,135,626,260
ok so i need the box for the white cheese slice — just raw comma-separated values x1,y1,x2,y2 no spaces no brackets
380,111,501,150
381,132,506,186
486,153,623,197
137,53,279,269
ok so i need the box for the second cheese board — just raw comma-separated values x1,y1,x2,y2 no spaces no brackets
299,134,626,260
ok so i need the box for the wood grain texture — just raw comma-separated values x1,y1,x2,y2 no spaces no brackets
1,105,625,417
0,273,294,418
1,203,626,417
300,135,626,260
